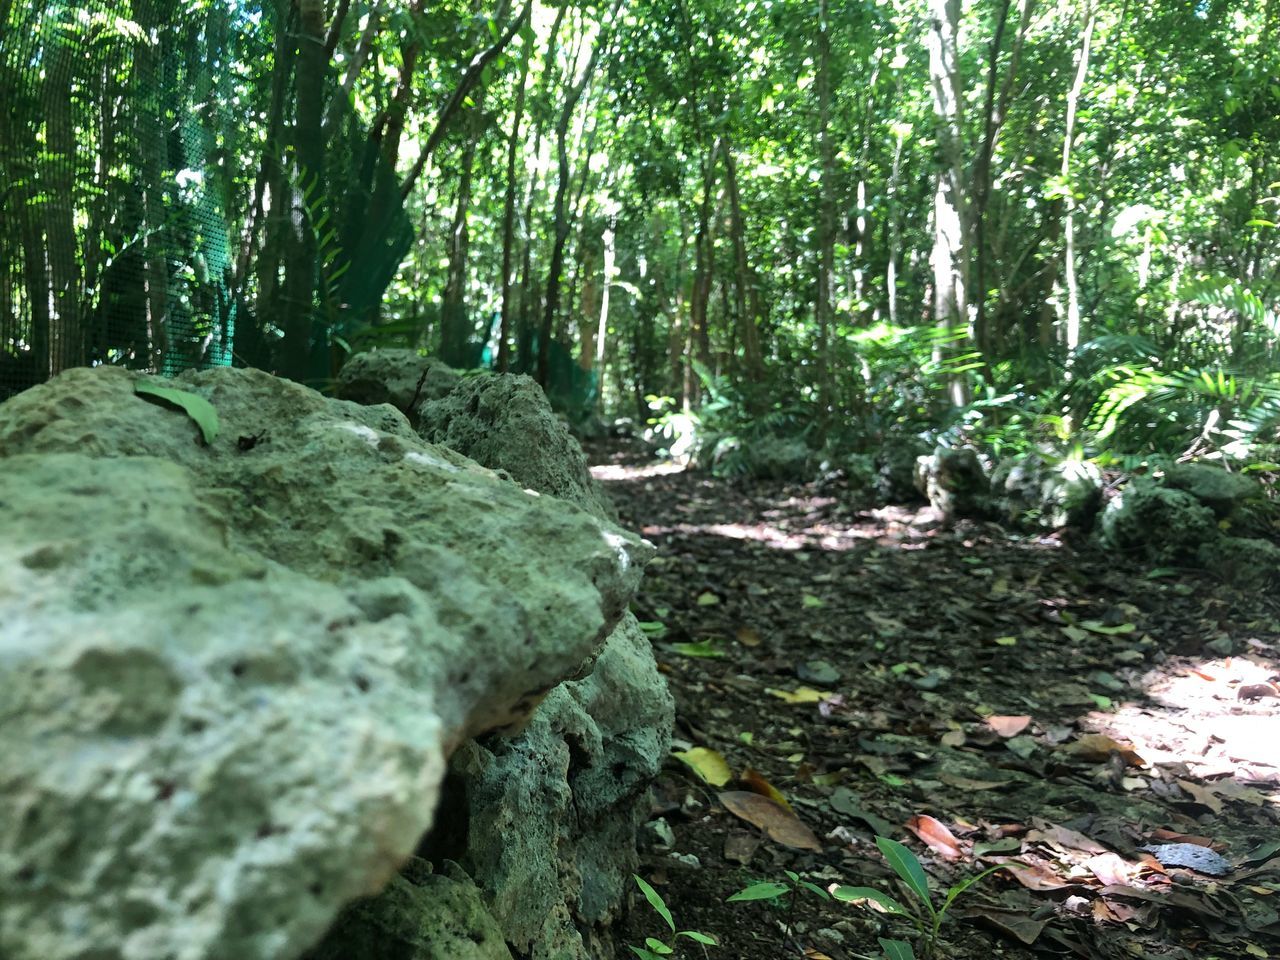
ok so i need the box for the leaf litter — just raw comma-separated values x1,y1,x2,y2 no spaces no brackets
594,439,1280,960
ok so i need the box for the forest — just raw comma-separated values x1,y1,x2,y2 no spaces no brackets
2,1,1280,959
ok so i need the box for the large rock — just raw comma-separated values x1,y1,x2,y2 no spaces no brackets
1198,536,1280,591
991,453,1103,531
1100,479,1218,564
335,349,461,414
336,366,675,959
0,366,649,960
1163,462,1263,518
914,447,991,520
874,439,930,504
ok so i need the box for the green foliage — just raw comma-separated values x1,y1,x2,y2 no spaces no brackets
831,837,1014,960
725,869,830,954
134,381,220,445
629,876,717,960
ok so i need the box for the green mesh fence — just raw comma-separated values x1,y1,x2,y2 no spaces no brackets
0,0,413,400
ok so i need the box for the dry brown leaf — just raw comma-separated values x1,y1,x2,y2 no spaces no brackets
735,625,763,647
990,856,1074,891
1064,733,1146,767
1027,821,1109,855
718,791,823,852
1086,852,1138,887
939,772,1012,791
741,767,791,810
987,715,1032,737
1176,778,1224,814
906,814,965,861
940,729,966,748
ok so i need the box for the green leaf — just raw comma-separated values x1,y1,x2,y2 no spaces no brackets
799,880,830,899
830,886,913,917
876,837,932,907
135,382,219,445
637,621,669,638
939,863,1017,916
878,938,917,960
726,881,791,902
676,930,718,945
627,948,662,960
643,938,673,955
633,876,675,932
670,641,725,658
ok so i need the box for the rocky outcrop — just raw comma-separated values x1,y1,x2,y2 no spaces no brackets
333,365,675,960
990,453,1103,531
914,447,991,520
335,348,461,414
1100,480,1218,564
0,366,650,960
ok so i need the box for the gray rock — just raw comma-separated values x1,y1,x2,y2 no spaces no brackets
329,364,673,960
914,447,991,519
1100,479,1218,564
874,439,930,504
335,349,460,414
417,373,612,521
303,861,513,960
991,454,1103,530
1163,462,1263,518
0,366,648,960
743,435,813,481
1197,536,1280,590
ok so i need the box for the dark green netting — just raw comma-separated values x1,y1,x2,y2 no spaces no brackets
0,0,412,399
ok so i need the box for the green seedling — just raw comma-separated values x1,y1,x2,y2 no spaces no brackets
832,836,1015,959
630,875,717,959
726,869,830,956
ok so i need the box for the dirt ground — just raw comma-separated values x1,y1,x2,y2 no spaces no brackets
594,440,1280,960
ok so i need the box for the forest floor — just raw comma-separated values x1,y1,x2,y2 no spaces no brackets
592,437,1280,960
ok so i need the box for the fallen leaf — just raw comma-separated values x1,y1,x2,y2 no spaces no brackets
987,715,1031,737
802,593,825,608
723,831,761,864
741,768,791,810
670,640,725,658
1064,733,1146,767
940,729,966,748
718,791,822,852
766,686,828,704
696,591,720,606
938,772,1011,791
1079,620,1136,635
735,625,762,647
906,815,965,861
1176,779,1224,814
989,856,1074,891
1086,852,1138,886
673,747,732,787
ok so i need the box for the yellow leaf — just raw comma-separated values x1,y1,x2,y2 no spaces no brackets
766,686,827,704
673,747,733,787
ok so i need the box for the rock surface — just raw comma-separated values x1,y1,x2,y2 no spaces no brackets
335,349,461,414
0,366,649,960
914,447,991,520
991,454,1103,530
1100,480,1218,564
317,362,675,960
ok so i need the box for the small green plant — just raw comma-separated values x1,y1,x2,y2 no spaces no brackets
629,875,717,959
726,869,830,955
832,836,1014,959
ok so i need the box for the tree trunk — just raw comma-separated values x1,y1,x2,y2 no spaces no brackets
42,20,81,373
538,26,605,387
927,0,970,406
814,0,836,419
721,139,763,384
1061,6,1095,368
498,40,531,372
441,119,481,366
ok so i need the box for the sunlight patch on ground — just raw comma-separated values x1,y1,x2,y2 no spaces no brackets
590,461,686,481
1083,655,1280,797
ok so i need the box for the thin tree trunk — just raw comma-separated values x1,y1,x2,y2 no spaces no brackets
498,36,532,372
538,19,608,387
721,139,763,383
1061,7,1095,367
441,116,482,366
42,22,81,372
815,0,836,419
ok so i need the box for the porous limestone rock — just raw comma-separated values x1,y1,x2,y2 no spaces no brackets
1198,536,1280,591
326,363,675,960
1163,462,1263,518
417,372,613,521
1100,480,1218,564
990,454,1103,530
335,349,460,414
0,366,648,960
914,447,991,520
304,860,513,960
874,438,930,504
